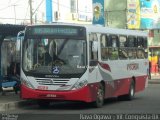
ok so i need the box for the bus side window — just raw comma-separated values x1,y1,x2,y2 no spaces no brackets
108,35,119,60
119,48,128,59
127,36,137,60
108,48,119,60
119,36,127,47
143,37,148,58
137,49,145,59
89,33,98,66
128,48,137,59
100,34,108,60
127,36,137,47
119,36,128,59
101,48,108,60
143,37,148,49
100,35,107,47
137,37,144,48
109,35,119,47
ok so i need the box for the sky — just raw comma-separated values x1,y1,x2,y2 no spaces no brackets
0,0,92,24
0,0,29,24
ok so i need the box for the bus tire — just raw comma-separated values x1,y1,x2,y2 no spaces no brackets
37,100,50,108
93,83,104,108
126,80,135,100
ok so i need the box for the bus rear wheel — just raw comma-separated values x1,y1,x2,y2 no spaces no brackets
126,80,135,100
93,83,104,108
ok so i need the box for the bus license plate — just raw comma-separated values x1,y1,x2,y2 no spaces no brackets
46,94,57,98
37,86,48,90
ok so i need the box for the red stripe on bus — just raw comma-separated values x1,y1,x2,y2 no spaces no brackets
99,62,111,72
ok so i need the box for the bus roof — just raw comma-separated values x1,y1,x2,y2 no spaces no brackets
27,23,148,37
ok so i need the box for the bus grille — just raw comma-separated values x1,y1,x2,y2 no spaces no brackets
35,78,69,86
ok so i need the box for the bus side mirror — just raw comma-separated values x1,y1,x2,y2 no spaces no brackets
92,41,98,52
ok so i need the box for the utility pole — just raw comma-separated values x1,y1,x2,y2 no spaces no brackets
77,0,78,14
29,0,33,24
13,4,17,24
105,11,108,26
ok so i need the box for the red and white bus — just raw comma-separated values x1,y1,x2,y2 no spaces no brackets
20,23,149,107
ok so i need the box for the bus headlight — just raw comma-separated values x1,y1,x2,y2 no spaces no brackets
21,78,35,89
72,80,88,90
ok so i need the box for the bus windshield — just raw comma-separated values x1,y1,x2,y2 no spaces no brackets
22,38,87,78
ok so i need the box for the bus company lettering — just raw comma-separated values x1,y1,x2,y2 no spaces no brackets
127,63,139,70
77,65,98,69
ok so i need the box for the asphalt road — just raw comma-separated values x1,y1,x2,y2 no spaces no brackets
1,84,160,120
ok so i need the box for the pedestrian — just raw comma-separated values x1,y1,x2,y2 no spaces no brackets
158,56,160,74
148,61,151,79
0,80,2,93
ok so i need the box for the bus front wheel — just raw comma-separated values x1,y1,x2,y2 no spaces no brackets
93,83,104,108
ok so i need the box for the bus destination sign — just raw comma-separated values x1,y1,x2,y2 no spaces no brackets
32,27,78,36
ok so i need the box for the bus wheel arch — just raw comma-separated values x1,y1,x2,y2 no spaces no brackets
118,77,135,101
93,81,105,108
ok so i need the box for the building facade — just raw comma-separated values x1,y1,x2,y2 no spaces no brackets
105,0,160,74
45,0,92,24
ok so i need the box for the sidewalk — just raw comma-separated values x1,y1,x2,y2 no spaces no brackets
148,74,160,84
0,76,160,112
0,92,35,112
0,92,21,112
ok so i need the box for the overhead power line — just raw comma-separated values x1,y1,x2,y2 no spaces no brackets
23,1,29,23
0,0,22,11
0,17,43,23
0,17,30,20
0,5,12,11
29,0,33,24
32,0,45,15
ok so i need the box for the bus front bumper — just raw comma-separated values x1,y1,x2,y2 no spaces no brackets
20,84,98,103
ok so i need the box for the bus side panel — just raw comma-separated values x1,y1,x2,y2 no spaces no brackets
88,82,101,102
113,75,147,97
135,75,147,92
104,81,116,98
114,78,130,97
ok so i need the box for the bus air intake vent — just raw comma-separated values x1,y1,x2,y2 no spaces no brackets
35,78,69,86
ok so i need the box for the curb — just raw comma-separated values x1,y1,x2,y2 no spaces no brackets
148,81,160,84
0,100,36,112
0,101,21,112
148,78,160,84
